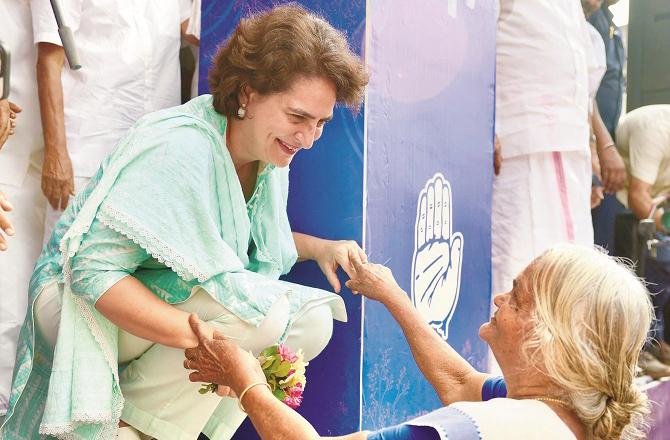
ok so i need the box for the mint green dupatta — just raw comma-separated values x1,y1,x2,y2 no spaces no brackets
2,96,343,439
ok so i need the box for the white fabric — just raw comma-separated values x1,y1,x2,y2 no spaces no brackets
492,150,593,296
451,398,576,440
0,1,46,416
615,105,670,207
496,0,594,158
0,166,45,415
30,0,191,178
42,175,89,243
586,22,606,102
0,0,44,187
186,0,201,39
186,0,201,99
33,283,334,439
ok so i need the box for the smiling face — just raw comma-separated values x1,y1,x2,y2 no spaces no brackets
235,76,337,168
479,265,536,366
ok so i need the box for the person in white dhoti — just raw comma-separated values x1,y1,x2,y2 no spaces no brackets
492,0,608,299
0,0,47,419
30,0,194,239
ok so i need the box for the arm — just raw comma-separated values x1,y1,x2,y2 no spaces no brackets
184,315,365,440
589,122,604,209
292,232,367,292
71,219,214,348
628,177,667,232
345,255,488,404
181,19,200,46
242,386,367,440
36,42,75,210
95,276,211,348
592,100,626,193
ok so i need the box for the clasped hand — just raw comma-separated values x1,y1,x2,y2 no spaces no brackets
312,239,367,293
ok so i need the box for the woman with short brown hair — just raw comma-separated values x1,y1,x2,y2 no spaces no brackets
2,5,368,440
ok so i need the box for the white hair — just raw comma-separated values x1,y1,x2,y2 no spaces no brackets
525,244,652,439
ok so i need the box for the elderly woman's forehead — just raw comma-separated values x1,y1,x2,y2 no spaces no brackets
513,267,536,302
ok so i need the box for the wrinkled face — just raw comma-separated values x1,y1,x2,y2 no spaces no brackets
242,76,337,168
479,265,536,362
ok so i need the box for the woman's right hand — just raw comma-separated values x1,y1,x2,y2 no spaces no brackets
345,250,404,304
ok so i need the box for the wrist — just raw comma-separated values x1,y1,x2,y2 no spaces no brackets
237,381,272,413
383,286,411,308
597,142,616,153
304,235,330,261
44,143,69,156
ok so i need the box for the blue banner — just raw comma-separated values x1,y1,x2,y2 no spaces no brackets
362,0,496,429
199,0,495,436
199,0,365,437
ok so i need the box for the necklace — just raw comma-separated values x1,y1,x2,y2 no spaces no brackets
530,397,571,408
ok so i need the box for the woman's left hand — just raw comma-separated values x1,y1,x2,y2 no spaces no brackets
314,239,367,293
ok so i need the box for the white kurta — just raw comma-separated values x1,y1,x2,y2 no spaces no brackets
0,0,46,416
493,0,595,297
30,0,191,237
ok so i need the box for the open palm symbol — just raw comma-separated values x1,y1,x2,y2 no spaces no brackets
411,173,464,339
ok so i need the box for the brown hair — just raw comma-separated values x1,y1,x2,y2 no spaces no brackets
208,3,369,118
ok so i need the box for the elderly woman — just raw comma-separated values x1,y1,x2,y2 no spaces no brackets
184,244,652,440
1,5,367,440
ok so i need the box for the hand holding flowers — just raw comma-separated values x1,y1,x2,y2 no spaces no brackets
185,314,308,410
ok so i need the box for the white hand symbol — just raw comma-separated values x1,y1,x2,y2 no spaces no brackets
411,173,464,339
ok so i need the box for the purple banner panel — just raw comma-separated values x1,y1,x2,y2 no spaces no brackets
363,0,497,430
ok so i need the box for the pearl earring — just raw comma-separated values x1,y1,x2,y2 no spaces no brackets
237,105,247,119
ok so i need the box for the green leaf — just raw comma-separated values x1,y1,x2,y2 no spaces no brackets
198,383,217,394
267,357,282,374
260,345,279,358
261,357,275,370
273,388,286,401
275,361,291,377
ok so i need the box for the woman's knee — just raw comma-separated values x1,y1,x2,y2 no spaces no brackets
284,304,334,361
209,295,290,355
33,282,61,349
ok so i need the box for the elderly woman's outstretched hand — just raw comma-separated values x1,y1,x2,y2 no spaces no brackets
184,314,265,397
345,250,403,304
314,239,367,293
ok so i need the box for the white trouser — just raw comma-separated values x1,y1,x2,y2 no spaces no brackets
492,150,593,297
43,176,90,245
34,282,334,439
0,164,46,415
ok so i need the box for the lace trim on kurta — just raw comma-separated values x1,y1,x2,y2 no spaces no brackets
97,204,207,282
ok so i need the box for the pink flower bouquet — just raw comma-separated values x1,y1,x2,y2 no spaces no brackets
199,343,308,409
